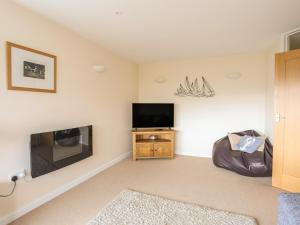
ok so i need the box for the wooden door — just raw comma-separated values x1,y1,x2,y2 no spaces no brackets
136,143,153,157
154,143,172,157
273,49,300,192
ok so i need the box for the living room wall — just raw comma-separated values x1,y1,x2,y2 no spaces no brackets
0,0,138,221
138,53,268,157
265,37,284,142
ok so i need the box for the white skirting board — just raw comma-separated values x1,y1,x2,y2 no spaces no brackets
0,151,131,225
176,151,211,158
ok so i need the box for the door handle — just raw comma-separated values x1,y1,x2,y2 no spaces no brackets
152,144,157,152
275,113,286,122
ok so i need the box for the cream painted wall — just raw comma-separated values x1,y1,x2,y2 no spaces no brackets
0,0,138,219
138,53,268,157
265,37,284,141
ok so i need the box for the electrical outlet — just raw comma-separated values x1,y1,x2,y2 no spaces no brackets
9,169,26,181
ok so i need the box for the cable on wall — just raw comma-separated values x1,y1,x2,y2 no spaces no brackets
0,176,18,197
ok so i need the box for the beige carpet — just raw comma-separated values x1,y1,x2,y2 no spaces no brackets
10,156,282,225
87,189,257,225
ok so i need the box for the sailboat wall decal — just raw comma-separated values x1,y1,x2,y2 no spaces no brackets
174,76,215,98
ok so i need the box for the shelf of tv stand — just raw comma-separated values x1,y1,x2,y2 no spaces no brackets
136,139,171,143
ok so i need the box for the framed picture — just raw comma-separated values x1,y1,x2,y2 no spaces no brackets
6,42,57,93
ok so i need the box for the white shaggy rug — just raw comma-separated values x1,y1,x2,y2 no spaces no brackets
87,190,257,225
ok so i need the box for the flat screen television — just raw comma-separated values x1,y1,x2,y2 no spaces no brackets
132,103,174,128
30,125,92,178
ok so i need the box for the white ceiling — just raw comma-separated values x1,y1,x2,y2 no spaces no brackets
13,0,300,63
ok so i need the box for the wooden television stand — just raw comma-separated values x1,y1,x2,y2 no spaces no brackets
132,129,175,160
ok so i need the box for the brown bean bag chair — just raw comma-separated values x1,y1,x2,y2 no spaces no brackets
212,130,273,177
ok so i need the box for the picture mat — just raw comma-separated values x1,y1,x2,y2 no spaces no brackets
11,47,55,90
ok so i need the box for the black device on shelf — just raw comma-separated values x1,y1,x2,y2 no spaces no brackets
30,125,93,178
132,103,174,128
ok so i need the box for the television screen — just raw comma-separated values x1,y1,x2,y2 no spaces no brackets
132,103,174,128
30,125,92,178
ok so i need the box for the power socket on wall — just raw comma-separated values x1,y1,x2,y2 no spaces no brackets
9,169,26,181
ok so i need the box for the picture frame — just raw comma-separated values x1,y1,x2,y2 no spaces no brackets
6,42,57,93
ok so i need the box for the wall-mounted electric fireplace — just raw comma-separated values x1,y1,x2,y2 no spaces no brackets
30,125,93,178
